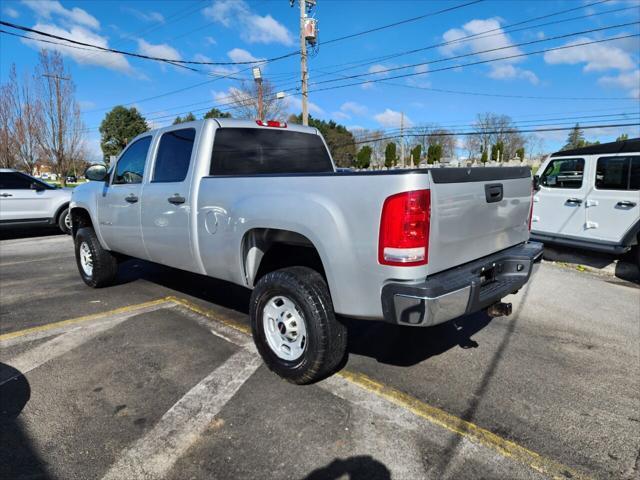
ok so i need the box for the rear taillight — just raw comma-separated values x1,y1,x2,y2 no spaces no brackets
379,189,430,266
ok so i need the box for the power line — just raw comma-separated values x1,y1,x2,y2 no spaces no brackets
311,22,640,86
307,34,640,92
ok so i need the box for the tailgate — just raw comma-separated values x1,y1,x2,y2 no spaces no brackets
427,167,532,275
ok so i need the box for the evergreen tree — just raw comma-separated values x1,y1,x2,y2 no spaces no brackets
173,112,196,124
99,106,148,162
203,107,231,119
562,124,587,150
384,142,397,168
410,144,422,165
355,145,372,169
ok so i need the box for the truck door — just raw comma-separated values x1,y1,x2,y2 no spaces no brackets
583,155,640,244
97,136,152,259
140,127,199,272
532,157,587,239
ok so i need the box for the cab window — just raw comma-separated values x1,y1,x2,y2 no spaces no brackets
113,137,152,185
540,158,584,189
595,156,640,191
152,129,196,183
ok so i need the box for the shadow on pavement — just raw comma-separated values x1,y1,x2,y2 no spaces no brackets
344,312,492,367
302,455,391,480
0,226,63,241
543,244,639,283
0,363,52,480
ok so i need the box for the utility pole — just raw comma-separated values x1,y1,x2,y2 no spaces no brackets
252,67,264,120
299,0,309,125
400,112,405,168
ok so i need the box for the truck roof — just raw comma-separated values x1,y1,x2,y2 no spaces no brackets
551,137,640,157
148,118,320,136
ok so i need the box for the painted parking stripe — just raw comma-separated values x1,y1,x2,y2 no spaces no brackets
101,348,261,480
172,296,592,480
0,297,173,345
0,303,173,386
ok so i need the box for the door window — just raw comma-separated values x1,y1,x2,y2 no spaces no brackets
0,172,37,189
152,128,196,183
595,156,640,190
113,136,152,185
539,158,584,189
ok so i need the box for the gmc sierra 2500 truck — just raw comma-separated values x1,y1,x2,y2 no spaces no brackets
71,118,543,384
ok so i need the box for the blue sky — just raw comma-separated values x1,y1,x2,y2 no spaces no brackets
1,0,639,160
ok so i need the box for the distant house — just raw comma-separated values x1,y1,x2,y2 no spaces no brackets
33,162,54,178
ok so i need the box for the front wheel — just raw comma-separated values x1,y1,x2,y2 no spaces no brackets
58,207,71,234
74,227,119,288
250,267,347,384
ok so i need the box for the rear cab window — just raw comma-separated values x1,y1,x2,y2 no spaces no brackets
539,158,585,189
210,128,333,175
152,128,196,183
595,156,640,190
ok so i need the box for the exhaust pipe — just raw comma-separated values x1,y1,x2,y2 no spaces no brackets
487,302,512,318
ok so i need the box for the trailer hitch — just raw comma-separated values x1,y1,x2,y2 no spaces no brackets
486,302,513,318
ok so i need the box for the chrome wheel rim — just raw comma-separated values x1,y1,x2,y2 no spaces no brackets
64,212,72,230
79,242,93,277
262,295,307,361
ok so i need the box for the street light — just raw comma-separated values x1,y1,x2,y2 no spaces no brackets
252,67,263,120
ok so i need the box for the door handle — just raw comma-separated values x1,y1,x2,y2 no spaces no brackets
616,201,637,208
168,194,186,205
566,198,582,205
125,194,138,203
0,193,12,197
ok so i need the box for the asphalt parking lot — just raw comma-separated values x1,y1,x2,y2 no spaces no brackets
1,232,638,480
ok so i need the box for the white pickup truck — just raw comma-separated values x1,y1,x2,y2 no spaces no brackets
71,119,542,383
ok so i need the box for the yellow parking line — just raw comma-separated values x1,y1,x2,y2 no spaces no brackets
0,297,171,342
337,370,591,480
171,296,592,480
166,296,252,335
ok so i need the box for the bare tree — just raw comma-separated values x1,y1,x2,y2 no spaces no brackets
349,128,387,167
0,80,19,169
6,65,44,174
470,113,526,162
35,50,85,186
414,124,457,162
227,80,285,121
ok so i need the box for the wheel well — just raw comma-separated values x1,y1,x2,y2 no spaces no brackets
54,202,70,223
70,208,93,238
243,228,326,287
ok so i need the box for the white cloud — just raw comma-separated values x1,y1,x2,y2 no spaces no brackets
137,38,181,61
368,64,391,76
22,0,100,29
332,111,350,120
440,18,538,83
20,23,132,73
203,0,294,46
204,36,217,46
122,7,165,23
543,36,636,72
227,47,262,64
3,6,19,18
374,109,413,128
286,96,324,115
598,69,640,98
340,101,367,116
488,64,539,85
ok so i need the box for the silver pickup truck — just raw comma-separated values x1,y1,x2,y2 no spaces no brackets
71,118,542,383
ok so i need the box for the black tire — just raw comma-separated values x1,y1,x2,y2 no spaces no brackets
74,227,118,288
57,207,71,234
250,266,347,384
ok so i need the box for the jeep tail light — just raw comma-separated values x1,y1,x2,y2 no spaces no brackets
528,185,534,231
379,189,430,266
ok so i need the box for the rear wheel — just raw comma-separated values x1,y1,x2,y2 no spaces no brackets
250,266,347,384
58,207,71,234
74,227,118,288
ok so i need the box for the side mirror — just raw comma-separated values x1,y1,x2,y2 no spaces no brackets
533,174,541,191
85,164,108,182
30,182,45,192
